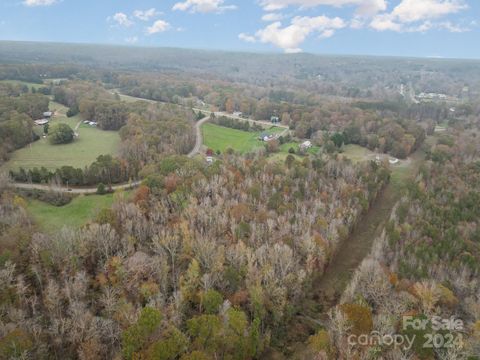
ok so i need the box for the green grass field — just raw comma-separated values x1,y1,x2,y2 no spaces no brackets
4,101,121,171
340,144,417,189
340,144,376,163
27,192,126,233
202,123,283,153
279,142,321,155
267,142,320,163
111,90,157,104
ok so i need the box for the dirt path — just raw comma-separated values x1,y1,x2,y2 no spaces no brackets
311,185,397,308
187,116,210,158
74,119,83,131
271,147,427,359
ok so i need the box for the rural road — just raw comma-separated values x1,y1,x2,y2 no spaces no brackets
10,95,289,194
12,180,142,194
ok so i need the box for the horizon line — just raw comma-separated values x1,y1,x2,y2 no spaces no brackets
1,39,480,62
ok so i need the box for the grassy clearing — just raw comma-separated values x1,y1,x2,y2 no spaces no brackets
340,144,412,186
279,142,321,155
340,144,423,192
202,123,283,153
111,91,157,104
27,192,129,233
0,79,45,90
267,152,303,163
268,141,321,163
4,101,120,171
340,144,376,163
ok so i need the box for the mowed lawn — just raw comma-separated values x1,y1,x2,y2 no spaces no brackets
5,101,120,171
27,193,121,233
202,123,283,153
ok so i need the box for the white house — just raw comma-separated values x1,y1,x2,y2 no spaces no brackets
43,111,53,118
300,140,312,150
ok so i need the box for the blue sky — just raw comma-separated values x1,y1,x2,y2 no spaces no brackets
0,0,479,58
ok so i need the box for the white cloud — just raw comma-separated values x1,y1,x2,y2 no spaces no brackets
172,0,237,14
23,0,56,6
350,17,365,29
238,0,470,52
147,20,171,34
125,36,139,44
319,29,335,38
133,8,160,21
369,14,402,31
262,13,285,22
111,13,134,27
249,15,346,53
438,21,468,32
238,33,256,43
259,0,387,16
369,0,468,32
392,0,467,23
407,21,433,32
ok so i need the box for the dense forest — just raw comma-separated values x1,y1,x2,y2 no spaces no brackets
1,41,480,100
319,128,480,359
0,152,390,358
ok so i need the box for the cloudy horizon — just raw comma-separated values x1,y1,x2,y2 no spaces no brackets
0,0,479,59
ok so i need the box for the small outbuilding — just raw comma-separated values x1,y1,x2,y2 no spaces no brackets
300,140,312,150
43,111,53,118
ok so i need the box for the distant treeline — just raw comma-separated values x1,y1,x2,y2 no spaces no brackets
0,63,81,83
2,41,480,99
